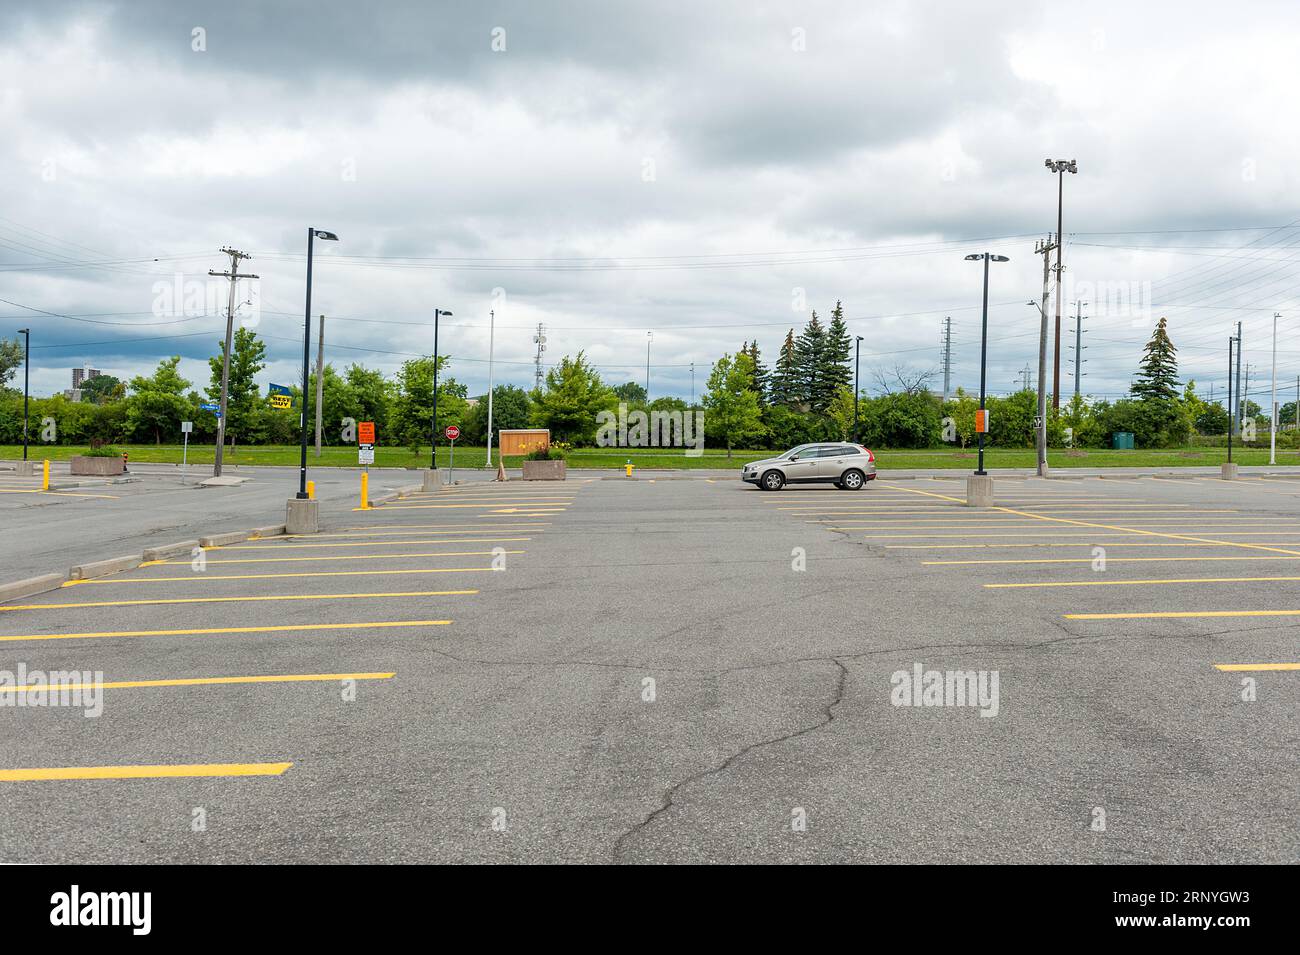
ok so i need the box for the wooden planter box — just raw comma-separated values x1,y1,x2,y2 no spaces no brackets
70,455,124,476
521,459,566,481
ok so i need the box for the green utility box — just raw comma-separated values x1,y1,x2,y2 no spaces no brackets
1111,431,1135,450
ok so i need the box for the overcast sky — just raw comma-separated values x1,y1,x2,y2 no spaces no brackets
4,0,1300,409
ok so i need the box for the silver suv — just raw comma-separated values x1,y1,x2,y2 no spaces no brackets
741,443,877,491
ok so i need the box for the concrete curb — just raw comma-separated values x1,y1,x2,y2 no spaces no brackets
248,524,286,539
70,554,143,580
142,539,200,561
0,572,67,602
199,530,250,547
371,483,423,506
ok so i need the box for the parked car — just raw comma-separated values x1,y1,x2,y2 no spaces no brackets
741,443,876,491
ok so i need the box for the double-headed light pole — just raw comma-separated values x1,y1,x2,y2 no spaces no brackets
297,228,338,499
965,252,1010,476
1045,159,1077,411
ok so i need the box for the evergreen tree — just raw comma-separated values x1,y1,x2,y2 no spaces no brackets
818,301,853,410
739,340,770,405
793,311,826,409
768,330,801,407
1131,317,1179,402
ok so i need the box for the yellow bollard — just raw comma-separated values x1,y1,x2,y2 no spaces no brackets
306,479,315,500
42,459,49,491
360,471,370,510
625,461,633,477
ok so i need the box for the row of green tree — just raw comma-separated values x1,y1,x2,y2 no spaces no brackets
2,315,1288,452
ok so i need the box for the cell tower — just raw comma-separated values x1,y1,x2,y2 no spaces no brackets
533,323,547,390
940,317,952,401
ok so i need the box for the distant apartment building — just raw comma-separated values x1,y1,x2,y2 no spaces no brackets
72,365,101,389
64,364,102,401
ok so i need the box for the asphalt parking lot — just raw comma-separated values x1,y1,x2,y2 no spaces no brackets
0,472,1295,863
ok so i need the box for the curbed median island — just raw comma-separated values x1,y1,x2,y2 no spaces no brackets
521,459,566,480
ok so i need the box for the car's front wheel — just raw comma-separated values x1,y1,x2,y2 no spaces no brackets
840,469,865,490
760,469,785,491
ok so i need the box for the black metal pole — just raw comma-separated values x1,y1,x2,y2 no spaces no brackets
977,254,989,476
1227,336,1234,464
297,228,314,499
431,309,440,470
20,328,30,461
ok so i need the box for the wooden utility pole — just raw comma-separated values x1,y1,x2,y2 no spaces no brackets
208,248,257,477
314,314,325,456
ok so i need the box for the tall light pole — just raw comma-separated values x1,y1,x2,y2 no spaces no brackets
645,331,653,398
485,308,496,469
966,253,1010,476
17,328,29,461
1271,311,1279,465
1045,159,1077,411
854,335,864,443
297,229,337,499
431,308,452,470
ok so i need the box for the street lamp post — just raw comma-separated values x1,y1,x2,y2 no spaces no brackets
431,308,452,470
853,335,864,443
965,253,1010,476
298,228,338,499
17,328,29,461
1045,159,1077,412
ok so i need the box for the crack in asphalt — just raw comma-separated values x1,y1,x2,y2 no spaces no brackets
608,655,848,863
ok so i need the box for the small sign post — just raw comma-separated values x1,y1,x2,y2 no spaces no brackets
181,420,193,480
445,425,460,484
358,422,376,467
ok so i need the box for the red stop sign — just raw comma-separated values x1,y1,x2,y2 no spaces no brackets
445,425,460,441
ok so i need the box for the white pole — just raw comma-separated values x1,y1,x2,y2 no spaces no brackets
485,308,496,469
1270,312,1278,465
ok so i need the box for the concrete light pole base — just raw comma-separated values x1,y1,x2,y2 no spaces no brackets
285,498,319,534
422,468,441,491
15,460,35,477
1220,462,1239,480
966,474,995,506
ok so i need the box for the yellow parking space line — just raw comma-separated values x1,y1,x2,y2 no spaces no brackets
1,591,477,611
781,508,1234,515
375,502,570,509
0,489,120,499
64,568,493,586
220,537,529,549
143,550,523,565
853,531,1299,539
0,763,293,782
0,672,395,693
889,541,1295,549
338,522,547,531
0,619,451,644
1214,663,1300,671
1066,609,1300,620
880,481,1300,559
926,555,1300,566
289,525,547,538
988,575,1300,589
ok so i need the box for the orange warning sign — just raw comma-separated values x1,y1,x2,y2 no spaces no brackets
358,421,375,445
975,409,990,434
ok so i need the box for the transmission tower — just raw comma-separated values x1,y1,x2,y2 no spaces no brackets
533,323,547,390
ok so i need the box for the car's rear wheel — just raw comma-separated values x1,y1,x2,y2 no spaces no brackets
840,469,865,490
760,469,785,491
